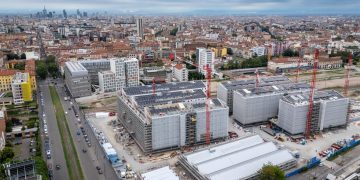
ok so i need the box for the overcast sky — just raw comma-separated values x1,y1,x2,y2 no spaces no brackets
1,0,360,15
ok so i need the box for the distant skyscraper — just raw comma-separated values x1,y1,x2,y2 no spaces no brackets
136,18,144,39
63,9,67,19
77,9,82,18
42,6,47,17
83,12,87,17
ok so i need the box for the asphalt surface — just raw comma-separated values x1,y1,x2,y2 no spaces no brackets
54,79,119,180
38,80,70,180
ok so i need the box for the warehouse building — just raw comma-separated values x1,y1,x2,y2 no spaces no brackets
179,135,297,180
64,61,92,98
78,59,110,85
217,76,292,114
233,82,310,125
117,81,228,153
277,90,349,135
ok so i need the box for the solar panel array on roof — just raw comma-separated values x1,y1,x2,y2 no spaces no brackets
283,90,345,105
135,89,206,108
123,81,205,96
221,76,291,90
236,82,310,96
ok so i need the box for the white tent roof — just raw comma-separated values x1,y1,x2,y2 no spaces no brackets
141,166,179,180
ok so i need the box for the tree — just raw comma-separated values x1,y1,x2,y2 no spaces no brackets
45,55,56,64
258,163,285,180
191,54,196,60
14,62,25,70
170,27,178,36
227,48,234,55
0,147,15,163
5,120,13,132
47,63,59,77
20,53,26,59
283,48,295,57
36,61,48,79
7,53,19,60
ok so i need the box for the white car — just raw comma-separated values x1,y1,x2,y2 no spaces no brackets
43,113,46,117
65,111,68,115
46,150,51,155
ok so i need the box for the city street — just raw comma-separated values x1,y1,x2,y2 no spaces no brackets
54,79,119,180
38,80,69,180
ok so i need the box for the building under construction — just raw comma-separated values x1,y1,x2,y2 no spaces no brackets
117,81,229,153
233,82,310,125
217,76,291,114
277,90,349,135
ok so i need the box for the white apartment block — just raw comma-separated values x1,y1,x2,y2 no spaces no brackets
98,58,139,93
173,64,188,82
196,48,215,75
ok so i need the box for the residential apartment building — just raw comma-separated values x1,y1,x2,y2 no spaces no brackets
64,61,92,98
11,72,32,104
78,59,111,85
98,58,139,93
173,64,188,82
196,48,215,75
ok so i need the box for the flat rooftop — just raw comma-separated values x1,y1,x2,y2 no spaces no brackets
236,82,310,97
123,81,205,96
12,72,29,83
65,61,88,76
220,76,292,90
141,166,179,180
147,99,226,118
181,135,296,180
282,90,345,105
134,89,206,108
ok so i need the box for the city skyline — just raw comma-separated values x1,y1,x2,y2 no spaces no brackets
1,0,360,15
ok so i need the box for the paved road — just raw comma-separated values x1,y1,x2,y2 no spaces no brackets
38,80,69,180
54,79,119,180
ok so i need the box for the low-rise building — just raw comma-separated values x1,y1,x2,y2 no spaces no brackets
179,135,297,180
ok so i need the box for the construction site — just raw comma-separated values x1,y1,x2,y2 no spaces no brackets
72,49,360,179
117,81,229,154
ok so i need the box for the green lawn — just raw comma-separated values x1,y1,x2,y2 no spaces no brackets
49,86,84,180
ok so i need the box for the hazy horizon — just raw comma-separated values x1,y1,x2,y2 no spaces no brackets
1,0,360,15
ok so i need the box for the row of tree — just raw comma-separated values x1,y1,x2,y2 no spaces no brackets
7,53,26,60
220,56,268,70
36,55,59,79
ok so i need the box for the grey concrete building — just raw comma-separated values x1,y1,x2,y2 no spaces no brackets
117,81,228,153
277,90,349,135
233,82,310,125
64,61,91,98
217,76,292,114
78,59,110,85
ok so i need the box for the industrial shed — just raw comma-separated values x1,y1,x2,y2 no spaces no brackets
179,135,297,180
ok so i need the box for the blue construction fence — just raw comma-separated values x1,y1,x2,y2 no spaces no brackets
285,157,321,178
326,139,360,161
